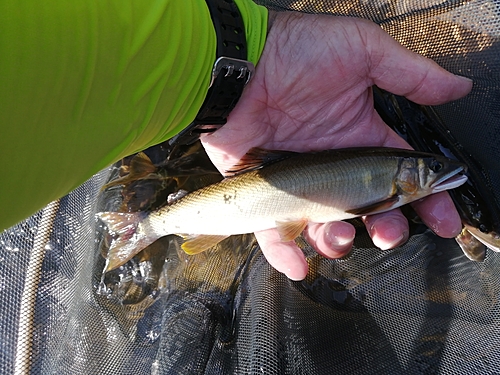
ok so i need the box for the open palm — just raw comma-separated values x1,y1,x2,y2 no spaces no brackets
201,13,472,280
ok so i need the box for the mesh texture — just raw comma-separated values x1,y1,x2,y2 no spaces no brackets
1,1,500,374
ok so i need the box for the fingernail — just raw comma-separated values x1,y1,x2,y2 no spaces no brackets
285,268,307,281
370,218,408,250
456,75,473,84
425,198,461,237
325,222,355,247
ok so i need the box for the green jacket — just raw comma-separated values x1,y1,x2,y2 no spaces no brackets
0,0,267,231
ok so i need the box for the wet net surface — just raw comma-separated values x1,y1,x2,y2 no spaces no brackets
2,1,500,374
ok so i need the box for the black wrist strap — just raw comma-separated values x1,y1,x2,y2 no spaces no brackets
171,0,254,146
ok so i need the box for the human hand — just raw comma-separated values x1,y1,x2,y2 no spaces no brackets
201,12,473,280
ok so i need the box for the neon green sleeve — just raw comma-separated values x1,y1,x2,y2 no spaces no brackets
0,0,267,232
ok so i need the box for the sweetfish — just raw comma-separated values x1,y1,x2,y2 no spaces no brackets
97,147,467,271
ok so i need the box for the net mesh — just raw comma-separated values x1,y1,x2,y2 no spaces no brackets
2,1,500,374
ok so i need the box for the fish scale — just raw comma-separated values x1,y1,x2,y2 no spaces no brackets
97,147,467,270
147,154,396,235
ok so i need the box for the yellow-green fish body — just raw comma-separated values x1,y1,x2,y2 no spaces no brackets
98,147,467,270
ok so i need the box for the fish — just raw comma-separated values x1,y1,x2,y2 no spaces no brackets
373,86,500,261
97,147,467,271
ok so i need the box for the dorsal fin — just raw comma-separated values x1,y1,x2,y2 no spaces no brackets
225,147,298,177
101,152,158,190
130,152,157,174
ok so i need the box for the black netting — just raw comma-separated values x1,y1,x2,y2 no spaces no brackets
2,1,500,374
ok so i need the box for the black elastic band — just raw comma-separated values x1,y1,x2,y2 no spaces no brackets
171,0,251,146
205,0,247,60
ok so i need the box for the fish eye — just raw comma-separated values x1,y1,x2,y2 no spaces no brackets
430,160,443,173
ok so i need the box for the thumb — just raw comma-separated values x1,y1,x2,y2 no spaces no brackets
367,25,472,105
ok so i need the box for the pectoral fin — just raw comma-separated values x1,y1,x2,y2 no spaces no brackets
346,196,400,216
276,220,308,242
181,235,229,255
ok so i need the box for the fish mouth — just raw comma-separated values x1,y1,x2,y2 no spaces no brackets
430,165,468,193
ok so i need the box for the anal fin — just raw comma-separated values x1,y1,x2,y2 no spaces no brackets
346,196,400,216
276,219,308,242
181,234,229,255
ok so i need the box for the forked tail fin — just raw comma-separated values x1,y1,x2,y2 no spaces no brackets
96,212,159,271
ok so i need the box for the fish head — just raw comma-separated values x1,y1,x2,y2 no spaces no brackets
455,226,487,262
463,224,500,253
396,155,468,199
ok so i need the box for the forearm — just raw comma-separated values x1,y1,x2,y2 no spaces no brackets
0,0,267,231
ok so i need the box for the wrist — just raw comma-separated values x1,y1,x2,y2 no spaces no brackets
172,0,268,145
